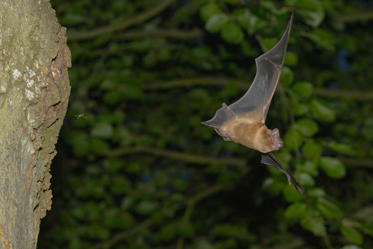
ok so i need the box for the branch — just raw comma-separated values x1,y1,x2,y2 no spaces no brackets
100,219,153,249
68,0,175,41
314,88,373,101
339,157,373,169
115,28,202,41
333,10,373,23
142,77,247,90
97,184,224,249
110,146,373,170
177,184,223,249
143,77,373,101
109,146,247,168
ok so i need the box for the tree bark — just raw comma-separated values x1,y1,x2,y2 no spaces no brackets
0,1,70,248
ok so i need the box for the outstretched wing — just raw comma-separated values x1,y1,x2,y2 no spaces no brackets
202,13,293,129
230,12,293,120
261,152,304,195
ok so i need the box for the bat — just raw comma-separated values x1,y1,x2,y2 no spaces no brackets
202,13,303,195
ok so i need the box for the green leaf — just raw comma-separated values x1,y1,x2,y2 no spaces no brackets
284,129,303,150
341,246,362,249
310,100,336,123
292,81,313,98
285,0,325,27
277,151,292,166
91,123,113,138
261,38,277,51
195,239,215,249
212,224,250,239
293,103,309,116
283,184,303,202
104,90,124,105
285,202,308,219
220,22,244,44
136,201,159,215
157,222,177,241
298,161,318,176
320,157,346,179
301,215,326,236
118,212,135,229
246,15,265,35
224,0,240,3
110,175,132,195
178,221,194,238
327,141,356,156
297,173,315,186
285,52,298,66
308,188,326,198
69,132,90,156
235,9,250,28
205,13,229,33
90,139,109,155
260,1,287,15
316,198,343,220
263,177,285,196
358,221,373,236
304,29,335,51
280,67,294,86
200,4,221,22
341,226,363,244
302,140,322,159
294,118,319,137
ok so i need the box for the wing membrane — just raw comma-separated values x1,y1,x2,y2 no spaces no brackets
229,13,293,120
202,13,293,128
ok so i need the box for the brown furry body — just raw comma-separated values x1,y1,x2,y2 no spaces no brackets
219,112,275,153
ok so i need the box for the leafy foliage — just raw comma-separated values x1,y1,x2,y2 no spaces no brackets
40,0,373,249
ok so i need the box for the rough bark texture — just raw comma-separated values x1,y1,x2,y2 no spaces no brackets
0,1,71,248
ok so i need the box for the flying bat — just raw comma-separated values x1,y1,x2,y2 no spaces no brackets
202,13,303,195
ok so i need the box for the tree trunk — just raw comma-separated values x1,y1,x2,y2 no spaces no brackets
0,1,70,248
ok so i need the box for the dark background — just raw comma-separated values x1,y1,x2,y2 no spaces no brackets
39,0,373,248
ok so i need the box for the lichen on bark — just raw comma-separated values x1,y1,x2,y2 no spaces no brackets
0,1,71,248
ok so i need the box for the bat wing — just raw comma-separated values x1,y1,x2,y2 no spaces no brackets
261,152,304,195
230,13,293,120
202,13,293,129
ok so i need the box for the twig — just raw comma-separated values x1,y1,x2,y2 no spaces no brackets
109,146,247,168
314,88,373,101
322,233,334,249
338,157,373,169
332,10,373,23
177,185,223,249
99,219,153,249
68,0,175,41
96,184,224,249
142,77,248,90
110,146,373,169
143,77,373,101
114,28,202,41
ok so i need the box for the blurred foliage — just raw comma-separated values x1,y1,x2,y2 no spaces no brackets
40,0,373,249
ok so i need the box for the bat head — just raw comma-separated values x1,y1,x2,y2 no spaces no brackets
255,126,283,153
270,128,283,151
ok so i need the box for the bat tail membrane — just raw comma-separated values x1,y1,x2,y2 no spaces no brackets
256,12,294,66
261,152,304,196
